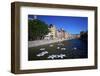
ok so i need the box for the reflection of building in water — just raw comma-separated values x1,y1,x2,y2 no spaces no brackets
44,24,80,40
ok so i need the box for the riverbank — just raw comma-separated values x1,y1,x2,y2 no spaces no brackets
28,39,68,48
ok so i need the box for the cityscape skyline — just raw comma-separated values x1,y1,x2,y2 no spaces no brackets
28,15,88,34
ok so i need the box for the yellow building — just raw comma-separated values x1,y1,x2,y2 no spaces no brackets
48,24,56,39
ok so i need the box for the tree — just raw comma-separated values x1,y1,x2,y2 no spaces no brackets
80,31,88,41
28,19,49,41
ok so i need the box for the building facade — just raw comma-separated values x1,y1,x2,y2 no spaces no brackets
48,24,56,39
44,24,80,40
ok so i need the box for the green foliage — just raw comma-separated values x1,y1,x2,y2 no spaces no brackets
80,31,88,41
28,19,49,41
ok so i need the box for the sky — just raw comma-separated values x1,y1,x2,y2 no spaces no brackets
28,15,88,34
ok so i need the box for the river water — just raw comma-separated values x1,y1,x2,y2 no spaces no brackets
28,39,88,61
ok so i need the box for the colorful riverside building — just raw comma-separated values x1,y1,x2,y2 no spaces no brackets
44,24,56,40
44,24,70,40
48,24,56,39
56,28,65,40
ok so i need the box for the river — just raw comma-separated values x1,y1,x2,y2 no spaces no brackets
28,39,88,61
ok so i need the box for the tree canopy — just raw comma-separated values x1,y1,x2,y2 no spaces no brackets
28,19,49,41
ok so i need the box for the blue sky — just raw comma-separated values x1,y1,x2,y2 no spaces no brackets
28,15,88,34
